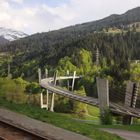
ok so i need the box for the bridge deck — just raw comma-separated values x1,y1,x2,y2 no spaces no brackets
40,77,140,118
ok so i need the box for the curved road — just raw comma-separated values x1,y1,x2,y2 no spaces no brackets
40,77,140,118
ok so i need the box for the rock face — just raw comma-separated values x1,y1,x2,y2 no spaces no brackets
0,27,27,41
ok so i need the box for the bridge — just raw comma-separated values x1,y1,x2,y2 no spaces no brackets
39,69,140,125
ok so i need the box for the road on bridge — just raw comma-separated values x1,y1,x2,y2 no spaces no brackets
40,77,140,118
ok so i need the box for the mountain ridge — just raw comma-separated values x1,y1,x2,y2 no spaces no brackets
1,7,140,43
1,7,140,53
0,27,28,42
0,7,140,78
59,7,140,32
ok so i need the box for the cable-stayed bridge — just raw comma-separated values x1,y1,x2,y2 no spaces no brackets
39,69,140,124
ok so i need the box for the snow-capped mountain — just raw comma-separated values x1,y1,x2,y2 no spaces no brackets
0,27,28,41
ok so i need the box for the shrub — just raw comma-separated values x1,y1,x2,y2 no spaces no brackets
100,108,112,125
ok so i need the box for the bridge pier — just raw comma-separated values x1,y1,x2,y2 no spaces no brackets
123,116,133,125
45,69,49,110
40,92,48,109
50,70,58,112
46,90,49,109
38,68,41,84
96,78,109,120
45,68,48,78
66,70,76,91
71,71,76,91
39,68,49,110
66,70,70,90
123,82,139,125
50,92,55,112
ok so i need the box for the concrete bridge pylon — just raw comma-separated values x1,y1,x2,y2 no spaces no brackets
96,78,109,118
50,70,58,112
39,68,49,109
123,81,139,125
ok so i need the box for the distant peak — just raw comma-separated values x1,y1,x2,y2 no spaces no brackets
0,27,28,41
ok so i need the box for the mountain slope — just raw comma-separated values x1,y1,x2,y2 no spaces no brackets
0,36,9,45
2,7,140,51
60,7,140,32
0,27,27,41
0,7,140,78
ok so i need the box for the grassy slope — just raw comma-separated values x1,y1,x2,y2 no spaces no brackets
86,105,140,132
0,98,124,140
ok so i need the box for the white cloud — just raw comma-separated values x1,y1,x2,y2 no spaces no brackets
0,0,139,34
10,0,24,4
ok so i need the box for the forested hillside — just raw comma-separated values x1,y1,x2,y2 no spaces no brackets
0,31,139,77
0,6,140,126
0,7,140,79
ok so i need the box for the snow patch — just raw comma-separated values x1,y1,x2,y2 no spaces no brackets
0,27,28,41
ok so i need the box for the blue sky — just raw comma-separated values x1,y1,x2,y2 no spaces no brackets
0,0,139,34
13,0,70,7
9,0,70,10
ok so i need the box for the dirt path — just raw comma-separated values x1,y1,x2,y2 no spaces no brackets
101,128,140,140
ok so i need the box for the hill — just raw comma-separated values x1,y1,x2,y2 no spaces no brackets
0,7,140,78
61,7,140,32
1,7,140,45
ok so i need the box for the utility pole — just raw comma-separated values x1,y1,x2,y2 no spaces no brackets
50,70,58,112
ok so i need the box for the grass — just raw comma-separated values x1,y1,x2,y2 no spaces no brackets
85,105,100,124
0,98,124,140
85,105,140,132
87,105,100,117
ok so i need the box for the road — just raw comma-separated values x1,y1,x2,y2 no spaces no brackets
101,128,140,140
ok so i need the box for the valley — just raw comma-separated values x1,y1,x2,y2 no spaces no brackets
0,6,140,140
